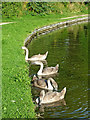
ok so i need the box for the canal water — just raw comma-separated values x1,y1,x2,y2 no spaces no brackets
28,22,88,118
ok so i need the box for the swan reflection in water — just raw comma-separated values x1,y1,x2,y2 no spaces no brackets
36,99,66,113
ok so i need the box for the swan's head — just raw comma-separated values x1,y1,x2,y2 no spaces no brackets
36,97,40,105
32,75,38,81
21,46,27,50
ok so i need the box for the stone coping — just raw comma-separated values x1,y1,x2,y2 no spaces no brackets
24,17,88,46
61,14,88,19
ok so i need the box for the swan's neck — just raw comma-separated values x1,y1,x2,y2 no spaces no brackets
38,63,43,75
50,78,58,90
47,80,53,90
25,48,29,60
40,91,45,104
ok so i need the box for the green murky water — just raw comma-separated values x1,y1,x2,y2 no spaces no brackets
28,22,88,118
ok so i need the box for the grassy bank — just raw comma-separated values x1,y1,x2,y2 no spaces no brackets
2,8,88,118
2,21,36,118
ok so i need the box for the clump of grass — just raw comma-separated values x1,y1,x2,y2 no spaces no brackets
2,22,36,118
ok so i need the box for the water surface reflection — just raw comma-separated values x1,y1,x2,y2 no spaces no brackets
28,22,88,118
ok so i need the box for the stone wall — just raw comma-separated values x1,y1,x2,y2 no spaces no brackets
24,17,88,46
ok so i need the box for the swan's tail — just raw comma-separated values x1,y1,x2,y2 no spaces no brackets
45,51,48,56
55,64,59,71
60,87,66,100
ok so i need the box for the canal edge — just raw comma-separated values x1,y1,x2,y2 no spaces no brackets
24,17,88,46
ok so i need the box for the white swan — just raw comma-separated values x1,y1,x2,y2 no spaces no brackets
32,75,58,90
22,46,48,61
32,61,59,76
36,87,66,105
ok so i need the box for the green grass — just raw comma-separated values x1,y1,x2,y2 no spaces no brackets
2,10,88,118
2,22,36,118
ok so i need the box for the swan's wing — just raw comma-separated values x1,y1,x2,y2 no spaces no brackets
43,67,55,74
30,54,45,60
44,91,59,102
37,79,47,87
30,54,42,58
